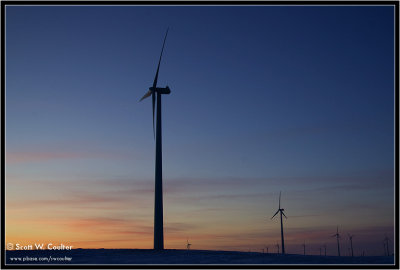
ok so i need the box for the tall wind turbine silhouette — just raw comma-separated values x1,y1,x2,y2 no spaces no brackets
332,226,341,256
140,28,171,250
271,191,287,254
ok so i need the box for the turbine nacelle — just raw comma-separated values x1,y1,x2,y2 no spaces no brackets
149,86,171,95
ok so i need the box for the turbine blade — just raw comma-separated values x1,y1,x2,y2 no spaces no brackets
139,90,152,101
282,211,287,219
153,28,169,88
271,210,279,219
152,92,155,138
279,191,281,209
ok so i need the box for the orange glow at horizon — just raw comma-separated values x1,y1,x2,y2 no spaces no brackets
5,171,395,255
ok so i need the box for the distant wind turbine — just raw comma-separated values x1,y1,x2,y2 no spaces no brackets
275,243,280,254
140,28,171,250
271,191,287,254
348,234,354,257
302,241,306,255
331,226,341,256
383,235,390,256
323,244,327,256
186,239,191,250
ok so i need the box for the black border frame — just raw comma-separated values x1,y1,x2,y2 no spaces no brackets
1,1,398,269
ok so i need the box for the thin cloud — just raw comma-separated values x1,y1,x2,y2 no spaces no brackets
7,193,128,208
6,150,133,164
165,222,198,234
288,214,321,218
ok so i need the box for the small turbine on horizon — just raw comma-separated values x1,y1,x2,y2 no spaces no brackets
348,234,354,257
302,241,306,255
140,28,171,250
271,191,287,255
383,235,390,256
186,239,191,250
275,243,280,254
331,226,341,256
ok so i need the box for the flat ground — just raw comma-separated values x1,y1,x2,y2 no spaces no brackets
5,249,394,265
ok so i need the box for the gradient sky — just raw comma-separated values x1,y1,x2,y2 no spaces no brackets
5,4,395,256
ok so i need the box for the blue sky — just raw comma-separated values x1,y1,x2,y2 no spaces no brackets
5,5,395,255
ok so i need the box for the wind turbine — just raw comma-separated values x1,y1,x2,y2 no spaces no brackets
275,243,280,254
140,28,171,250
186,239,191,250
348,234,354,257
302,241,306,255
323,244,327,256
331,226,341,256
271,191,287,254
383,235,390,256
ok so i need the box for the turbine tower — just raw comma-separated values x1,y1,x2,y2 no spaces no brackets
302,241,306,255
140,28,171,250
348,234,354,257
331,226,341,256
383,235,390,256
271,191,287,254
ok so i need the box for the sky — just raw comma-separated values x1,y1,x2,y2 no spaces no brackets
5,4,395,256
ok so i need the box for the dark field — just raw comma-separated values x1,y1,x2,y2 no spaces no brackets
5,249,395,265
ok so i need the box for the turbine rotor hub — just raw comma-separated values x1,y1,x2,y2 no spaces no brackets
149,86,171,95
